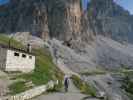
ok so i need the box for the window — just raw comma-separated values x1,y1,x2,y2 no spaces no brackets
29,56,32,59
22,54,26,58
14,52,19,57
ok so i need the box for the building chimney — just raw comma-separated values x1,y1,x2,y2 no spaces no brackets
27,43,31,53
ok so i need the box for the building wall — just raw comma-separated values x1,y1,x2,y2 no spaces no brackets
0,47,7,70
5,50,35,73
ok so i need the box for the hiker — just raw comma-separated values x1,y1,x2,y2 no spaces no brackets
64,75,69,92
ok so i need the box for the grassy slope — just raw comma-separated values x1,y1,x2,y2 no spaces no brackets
0,34,63,94
0,34,23,48
120,71,133,99
72,75,96,97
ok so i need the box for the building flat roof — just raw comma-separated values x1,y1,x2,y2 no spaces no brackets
0,44,34,56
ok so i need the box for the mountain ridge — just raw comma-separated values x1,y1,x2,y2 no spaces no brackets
87,0,133,43
0,0,133,44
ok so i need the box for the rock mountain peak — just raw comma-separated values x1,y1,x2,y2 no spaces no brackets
0,0,133,44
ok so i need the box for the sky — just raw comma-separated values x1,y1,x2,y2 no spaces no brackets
115,0,133,14
82,0,90,10
0,0,9,5
0,0,133,14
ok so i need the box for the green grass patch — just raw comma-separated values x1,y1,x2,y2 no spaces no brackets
121,75,133,92
80,70,106,76
0,34,24,49
9,81,29,95
72,75,96,97
119,68,133,74
120,72,133,100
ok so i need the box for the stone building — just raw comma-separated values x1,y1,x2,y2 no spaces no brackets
0,44,35,73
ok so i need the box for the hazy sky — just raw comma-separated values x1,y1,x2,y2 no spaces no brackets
0,0,9,5
0,0,133,14
115,0,133,14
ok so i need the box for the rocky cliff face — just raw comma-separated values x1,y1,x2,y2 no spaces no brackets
87,0,133,43
0,0,94,44
0,0,49,40
47,0,82,41
46,0,95,49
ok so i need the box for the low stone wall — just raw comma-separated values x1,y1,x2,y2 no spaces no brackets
8,80,58,100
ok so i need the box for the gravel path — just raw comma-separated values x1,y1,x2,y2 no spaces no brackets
32,79,86,100
32,92,85,100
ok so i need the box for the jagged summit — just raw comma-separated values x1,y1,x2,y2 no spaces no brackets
87,0,133,43
88,0,130,18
